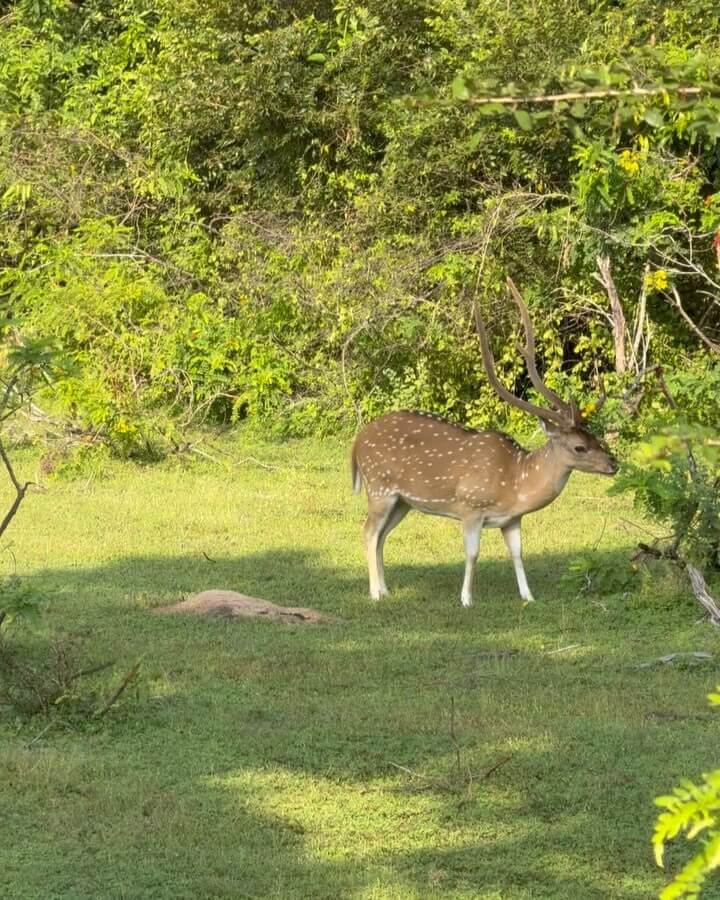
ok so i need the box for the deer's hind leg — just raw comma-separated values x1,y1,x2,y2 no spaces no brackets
377,498,410,592
364,495,408,599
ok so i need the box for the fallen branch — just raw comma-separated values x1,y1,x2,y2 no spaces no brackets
71,660,115,681
478,755,513,781
95,662,141,717
449,697,461,778
633,544,720,626
686,565,720,626
473,649,520,660
24,721,57,748
388,754,512,791
633,541,679,562
388,761,430,783
637,651,713,669
235,455,278,472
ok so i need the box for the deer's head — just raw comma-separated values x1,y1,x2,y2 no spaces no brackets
539,419,618,475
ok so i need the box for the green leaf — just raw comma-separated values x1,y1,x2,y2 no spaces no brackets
451,75,470,101
476,102,506,116
653,835,665,868
467,132,482,152
307,52,327,63
513,108,533,131
643,107,664,127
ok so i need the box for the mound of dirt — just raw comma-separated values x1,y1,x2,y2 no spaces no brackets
153,589,331,624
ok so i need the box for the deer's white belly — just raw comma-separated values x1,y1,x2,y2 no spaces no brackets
401,495,514,528
405,499,459,519
483,514,515,528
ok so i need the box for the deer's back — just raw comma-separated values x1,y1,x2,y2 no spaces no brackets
353,411,524,510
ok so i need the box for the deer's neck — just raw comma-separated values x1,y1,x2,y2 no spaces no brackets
514,441,571,513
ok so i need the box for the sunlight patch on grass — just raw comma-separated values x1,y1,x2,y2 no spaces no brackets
211,767,524,861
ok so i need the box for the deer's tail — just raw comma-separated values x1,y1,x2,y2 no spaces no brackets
350,443,363,494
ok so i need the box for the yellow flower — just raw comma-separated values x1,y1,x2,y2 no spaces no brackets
115,418,137,435
644,269,669,292
618,150,640,176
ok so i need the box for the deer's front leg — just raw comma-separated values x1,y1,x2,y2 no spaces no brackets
460,520,483,607
501,518,535,604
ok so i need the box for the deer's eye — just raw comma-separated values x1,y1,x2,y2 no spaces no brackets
574,445,588,453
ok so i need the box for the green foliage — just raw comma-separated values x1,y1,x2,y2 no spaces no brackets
610,366,720,570
562,552,640,598
452,47,720,143
653,688,720,898
0,574,45,631
0,328,61,630
0,0,718,453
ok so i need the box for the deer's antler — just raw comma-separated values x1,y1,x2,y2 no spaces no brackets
506,277,582,425
474,304,569,428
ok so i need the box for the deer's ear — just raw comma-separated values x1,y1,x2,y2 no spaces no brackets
538,418,562,437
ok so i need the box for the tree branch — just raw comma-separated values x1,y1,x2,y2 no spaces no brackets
0,439,34,541
595,255,627,374
465,86,706,106
668,286,720,354
686,565,720,627
95,662,141,717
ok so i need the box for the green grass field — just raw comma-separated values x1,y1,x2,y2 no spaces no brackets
1,434,720,899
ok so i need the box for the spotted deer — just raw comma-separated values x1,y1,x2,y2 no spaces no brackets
351,278,618,607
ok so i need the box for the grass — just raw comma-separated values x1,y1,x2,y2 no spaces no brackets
1,432,720,899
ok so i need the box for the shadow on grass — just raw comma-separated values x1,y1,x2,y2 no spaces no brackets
31,541,634,610
9,546,713,898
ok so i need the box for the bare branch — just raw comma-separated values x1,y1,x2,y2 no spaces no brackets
668,286,720,354
593,368,607,413
464,85,706,107
0,375,20,421
630,264,650,370
0,439,35,540
95,662,141,717
594,256,627,374
686,565,720,627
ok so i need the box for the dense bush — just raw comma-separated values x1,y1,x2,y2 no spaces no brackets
610,364,720,570
0,0,719,452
